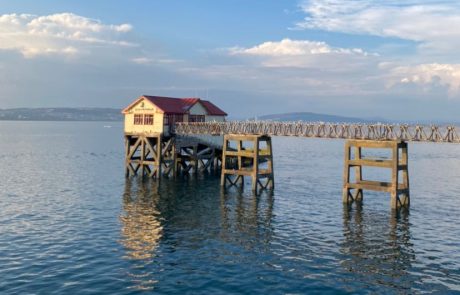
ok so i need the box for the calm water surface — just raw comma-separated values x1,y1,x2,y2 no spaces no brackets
0,121,459,294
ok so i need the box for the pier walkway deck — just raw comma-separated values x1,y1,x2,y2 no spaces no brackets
175,121,460,143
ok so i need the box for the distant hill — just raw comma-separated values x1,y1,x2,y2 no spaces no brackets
256,112,385,123
0,108,386,123
0,108,122,121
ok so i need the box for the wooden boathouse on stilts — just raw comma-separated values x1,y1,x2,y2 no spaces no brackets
122,95,227,178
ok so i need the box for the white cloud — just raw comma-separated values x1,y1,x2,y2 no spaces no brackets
387,63,460,96
230,38,372,56
0,13,135,58
298,0,460,53
132,57,154,65
174,39,384,97
290,1,460,97
131,57,182,65
228,38,376,68
212,38,460,98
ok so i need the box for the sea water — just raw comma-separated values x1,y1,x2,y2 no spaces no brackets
0,121,459,294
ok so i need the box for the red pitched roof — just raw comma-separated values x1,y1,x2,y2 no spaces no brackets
144,96,199,114
200,100,228,116
123,95,227,116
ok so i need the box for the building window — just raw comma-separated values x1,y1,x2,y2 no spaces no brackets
175,115,184,123
134,114,143,125
164,114,171,125
164,114,184,125
189,115,205,123
144,114,154,125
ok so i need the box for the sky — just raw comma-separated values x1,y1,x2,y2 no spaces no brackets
1,0,460,121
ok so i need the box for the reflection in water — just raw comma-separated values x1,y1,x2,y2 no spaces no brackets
118,178,276,291
341,205,416,291
220,189,274,251
119,179,163,291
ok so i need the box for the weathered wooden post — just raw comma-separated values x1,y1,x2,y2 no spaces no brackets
161,136,177,178
252,136,260,192
221,134,274,193
342,140,410,209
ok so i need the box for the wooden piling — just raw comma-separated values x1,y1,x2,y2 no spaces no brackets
221,134,274,194
125,133,221,179
342,139,410,209
176,142,217,175
124,133,162,178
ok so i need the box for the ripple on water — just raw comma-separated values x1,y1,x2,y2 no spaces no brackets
0,123,460,294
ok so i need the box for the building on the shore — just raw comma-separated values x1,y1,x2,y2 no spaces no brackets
122,95,227,136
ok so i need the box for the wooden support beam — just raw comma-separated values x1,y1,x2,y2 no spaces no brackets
266,137,275,189
192,145,198,174
390,143,399,209
342,141,352,203
354,146,363,201
124,135,131,177
252,136,260,193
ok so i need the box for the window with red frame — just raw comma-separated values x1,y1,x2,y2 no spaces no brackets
144,114,154,125
134,114,143,125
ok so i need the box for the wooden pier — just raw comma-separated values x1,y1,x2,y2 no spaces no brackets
119,95,460,209
124,133,412,209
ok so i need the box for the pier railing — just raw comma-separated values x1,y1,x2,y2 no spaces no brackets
175,121,460,143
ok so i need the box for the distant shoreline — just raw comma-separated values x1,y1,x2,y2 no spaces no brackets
0,107,122,122
0,108,456,125
0,119,122,122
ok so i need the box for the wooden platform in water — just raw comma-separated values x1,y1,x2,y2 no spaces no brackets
343,139,410,209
